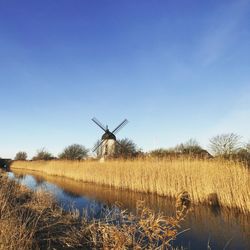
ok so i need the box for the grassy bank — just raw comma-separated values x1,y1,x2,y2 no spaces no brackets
0,173,188,250
11,158,250,213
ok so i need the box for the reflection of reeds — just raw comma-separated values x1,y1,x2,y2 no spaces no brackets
11,158,250,212
13,168,177,214
0,174,186,249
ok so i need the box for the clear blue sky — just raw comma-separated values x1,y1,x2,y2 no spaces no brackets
1,0,250,159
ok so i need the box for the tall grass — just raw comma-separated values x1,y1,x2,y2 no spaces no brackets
11,157,250,213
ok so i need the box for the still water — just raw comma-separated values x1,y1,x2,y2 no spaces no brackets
8,169,250,250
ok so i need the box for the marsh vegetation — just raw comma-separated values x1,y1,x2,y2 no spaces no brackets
7,169,250,249
0,173,190,250
11,157,250,213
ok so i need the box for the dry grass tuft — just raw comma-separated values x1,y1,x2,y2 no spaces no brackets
81,201,184,249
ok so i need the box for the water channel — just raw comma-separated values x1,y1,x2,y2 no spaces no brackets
7,169,250,250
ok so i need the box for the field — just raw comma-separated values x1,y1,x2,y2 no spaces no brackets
11,157,250,213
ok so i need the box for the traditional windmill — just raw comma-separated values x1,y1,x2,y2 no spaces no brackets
92,117,128,158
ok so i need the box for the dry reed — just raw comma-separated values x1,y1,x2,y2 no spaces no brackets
11,157,250,213
0,173,187,249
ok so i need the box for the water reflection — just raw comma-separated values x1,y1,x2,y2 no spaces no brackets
8,169,250,250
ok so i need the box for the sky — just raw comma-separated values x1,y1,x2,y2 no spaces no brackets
0,0,250,159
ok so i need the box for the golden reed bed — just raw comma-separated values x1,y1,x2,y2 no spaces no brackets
11,158,250,213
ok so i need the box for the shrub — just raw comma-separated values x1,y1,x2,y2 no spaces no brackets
114,138,140,158
59,144,88,160
224,149,250,167
245,142,250,153
14,151,28,161
32,148,54,161
150,139,212,159
149,148,175,158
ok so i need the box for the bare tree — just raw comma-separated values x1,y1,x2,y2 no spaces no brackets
59,144,88,160
175,138,203,154
209,133,242,156
32,148,54,161
14,151,28,161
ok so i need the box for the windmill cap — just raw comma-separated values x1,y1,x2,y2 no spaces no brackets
102,131,116,140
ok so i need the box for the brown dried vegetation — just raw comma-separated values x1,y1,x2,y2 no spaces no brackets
0,174,189,250
12,158,250,213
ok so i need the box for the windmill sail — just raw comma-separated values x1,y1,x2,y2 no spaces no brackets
112,119,128,134
92,117,107,132
92,139,107,152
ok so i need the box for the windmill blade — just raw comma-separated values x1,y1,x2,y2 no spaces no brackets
112,119,128,134
92,117,106,132
92,139,107,152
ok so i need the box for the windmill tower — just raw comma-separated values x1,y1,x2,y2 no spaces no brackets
92,117,128,159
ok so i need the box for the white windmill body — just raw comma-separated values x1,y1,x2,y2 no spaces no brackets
92,118,128,159
102,139,116,157
101,129,116,157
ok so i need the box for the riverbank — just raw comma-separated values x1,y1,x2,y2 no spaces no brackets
11,158,250,213
0,173,186,249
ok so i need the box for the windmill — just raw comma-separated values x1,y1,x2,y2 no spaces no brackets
92,117,128,158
